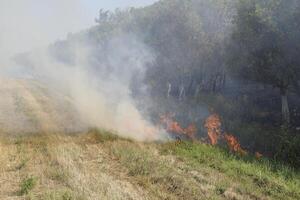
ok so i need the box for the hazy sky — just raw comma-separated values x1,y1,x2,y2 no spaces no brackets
0,0,158,67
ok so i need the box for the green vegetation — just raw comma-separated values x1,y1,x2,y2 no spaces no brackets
42,190,74,200
19,176,37,195
196,93,300,168
100,129,299,199
1,131,299,199
108,140,213,199
160,141,300,199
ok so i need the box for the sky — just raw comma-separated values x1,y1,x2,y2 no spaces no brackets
0,0,158,68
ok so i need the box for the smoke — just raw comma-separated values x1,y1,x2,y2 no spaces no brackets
16,33,169,140
0,1,168,141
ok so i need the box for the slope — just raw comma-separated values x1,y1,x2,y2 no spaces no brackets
0,130,299,200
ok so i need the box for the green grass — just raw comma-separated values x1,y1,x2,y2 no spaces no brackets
90,130,300,199
108,141,212,199
160,141,300,200
19,176,37,195
41,190,74,200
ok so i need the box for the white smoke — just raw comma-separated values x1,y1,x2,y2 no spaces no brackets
0,0,168,141
10,34,168,141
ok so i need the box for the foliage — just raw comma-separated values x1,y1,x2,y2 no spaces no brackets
275,127,300,167
228,0,300,123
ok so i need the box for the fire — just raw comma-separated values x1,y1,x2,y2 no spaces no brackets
204,113,248,155
204,114,222,145
160,112,260,157
224,133,247,155
160,113,197,140
185,124,197,140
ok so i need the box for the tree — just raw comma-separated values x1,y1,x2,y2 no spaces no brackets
228,0,300,124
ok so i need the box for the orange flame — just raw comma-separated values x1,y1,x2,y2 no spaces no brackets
224,133,247,155
204,114,222,145
185,124,197,140
160,112,255,157
160,113,197,140
204,113,248,156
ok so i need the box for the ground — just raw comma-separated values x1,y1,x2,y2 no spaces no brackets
0,78,84,135
0,130,299,200
0,78,299,200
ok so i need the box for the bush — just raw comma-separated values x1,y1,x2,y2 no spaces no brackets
275,128,300,169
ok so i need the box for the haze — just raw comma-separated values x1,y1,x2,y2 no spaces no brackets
0,0,158,69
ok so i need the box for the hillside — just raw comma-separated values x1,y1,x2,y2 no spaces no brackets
41,0,300,168
0,78,85,134
0,0,300,199
0,130,299,200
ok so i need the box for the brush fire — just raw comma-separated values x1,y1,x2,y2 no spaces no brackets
160,112,261,157
204,114,222,145
160,113,197,140
224,133,247,155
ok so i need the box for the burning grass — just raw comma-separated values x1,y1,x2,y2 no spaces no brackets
160,112,250,158
204,113,222,145
160,113,197,140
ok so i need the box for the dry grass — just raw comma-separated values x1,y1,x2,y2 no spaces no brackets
0,132,148,200
0,131,298,200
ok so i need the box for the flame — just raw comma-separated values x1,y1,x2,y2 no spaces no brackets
160,113,197,140
224,133,247,155
159,112,257,157
185,124,197,140
204,114,222,145
204,113,248,155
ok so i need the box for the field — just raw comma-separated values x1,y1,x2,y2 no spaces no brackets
0,130,299,200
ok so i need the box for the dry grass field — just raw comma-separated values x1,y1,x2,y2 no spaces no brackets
0,130,299,200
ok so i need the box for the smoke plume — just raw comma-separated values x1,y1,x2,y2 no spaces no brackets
0,1,168,141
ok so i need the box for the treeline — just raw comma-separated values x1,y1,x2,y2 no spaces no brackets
47,0,300,167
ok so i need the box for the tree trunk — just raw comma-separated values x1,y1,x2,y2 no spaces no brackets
179,85,186,101
211,75,217,93
280,88,290,124
221,73,226,89
167,82,172,98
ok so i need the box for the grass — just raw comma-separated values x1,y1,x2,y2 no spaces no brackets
84,128,120,143
41,190,74,200
16,159,28,170
0,130,299,200
106,140,214,199
160,141,300,200
19,176,37,195
46,164,70,183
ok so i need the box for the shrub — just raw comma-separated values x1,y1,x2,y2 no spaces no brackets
275,127,300,168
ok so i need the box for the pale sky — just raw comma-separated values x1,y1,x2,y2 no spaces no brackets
0,0,158,67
